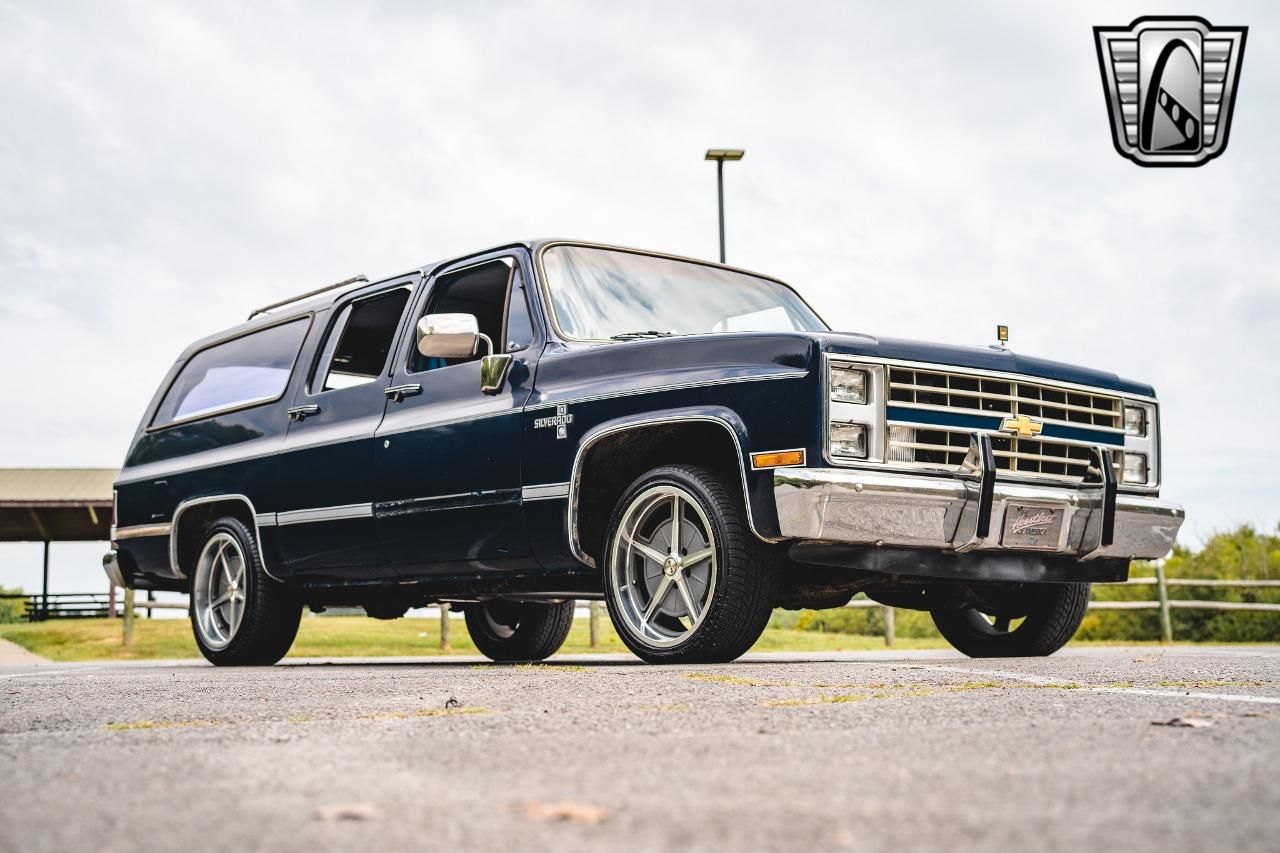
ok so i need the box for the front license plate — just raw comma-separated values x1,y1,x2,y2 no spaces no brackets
1002,503,1065,550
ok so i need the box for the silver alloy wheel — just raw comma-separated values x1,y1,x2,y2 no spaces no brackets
609,484,718,649
192,532,248,651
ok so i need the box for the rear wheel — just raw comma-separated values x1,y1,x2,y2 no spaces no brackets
930,582,1090,658
190,517,301,666
603,464,779,664
464,600,574,662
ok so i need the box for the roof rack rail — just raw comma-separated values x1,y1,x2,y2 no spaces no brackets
247,275,369,320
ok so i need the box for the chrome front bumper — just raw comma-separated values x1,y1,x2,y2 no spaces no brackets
774,437,1184,561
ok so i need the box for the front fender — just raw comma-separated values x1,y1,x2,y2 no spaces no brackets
566,404,783,566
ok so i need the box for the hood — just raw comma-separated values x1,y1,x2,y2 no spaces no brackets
816,332,1155,398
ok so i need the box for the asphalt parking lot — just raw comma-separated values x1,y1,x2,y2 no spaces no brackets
2,647,1277,853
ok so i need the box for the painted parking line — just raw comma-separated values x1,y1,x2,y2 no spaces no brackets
915,663,1280,705
0,665,109,681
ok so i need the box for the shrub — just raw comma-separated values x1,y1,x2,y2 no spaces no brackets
790,602,940,638
1084,525,1280,642
0,586,27,624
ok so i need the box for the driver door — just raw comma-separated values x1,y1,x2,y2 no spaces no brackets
374,252,539,573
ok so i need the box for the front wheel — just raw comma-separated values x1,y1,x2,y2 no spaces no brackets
930,582,1090,658
603,464,779,664
190,516,301,666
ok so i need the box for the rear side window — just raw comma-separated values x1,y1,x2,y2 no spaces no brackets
152,318,310,427
313,286,411,392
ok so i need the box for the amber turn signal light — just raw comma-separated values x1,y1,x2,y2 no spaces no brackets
750,450,805,469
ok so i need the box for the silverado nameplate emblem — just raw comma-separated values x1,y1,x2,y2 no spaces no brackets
1000,414,1044,438
534,403,573,439
1002,504,1065,551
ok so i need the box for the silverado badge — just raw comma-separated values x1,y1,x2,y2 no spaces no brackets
1094,16,1247,167
534,403,574,439
1000,415,1043,438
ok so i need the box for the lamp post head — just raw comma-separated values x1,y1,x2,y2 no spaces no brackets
704,149,745,161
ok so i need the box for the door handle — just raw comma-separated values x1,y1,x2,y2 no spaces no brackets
287,404,320,422
384,384,422,403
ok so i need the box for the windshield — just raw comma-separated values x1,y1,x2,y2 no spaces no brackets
540,245,827,340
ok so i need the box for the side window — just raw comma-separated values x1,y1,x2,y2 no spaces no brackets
408,259,531,374
152,317,310,427
312,286,412,393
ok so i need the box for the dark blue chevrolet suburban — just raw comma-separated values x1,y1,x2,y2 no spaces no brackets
104,240,1184,665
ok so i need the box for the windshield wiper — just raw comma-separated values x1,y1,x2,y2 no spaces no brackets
610,330,679,341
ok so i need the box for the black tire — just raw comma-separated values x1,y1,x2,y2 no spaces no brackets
189,516,301,666
464,600,574,662
602,464,780,664
930,582,1091,658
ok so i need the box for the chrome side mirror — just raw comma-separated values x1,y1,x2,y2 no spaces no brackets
415,312,512,395
416,313,480,358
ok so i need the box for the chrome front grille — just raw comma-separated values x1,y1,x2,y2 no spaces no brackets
886,367,1125,484
888,367,1122,429
887,425,1123,483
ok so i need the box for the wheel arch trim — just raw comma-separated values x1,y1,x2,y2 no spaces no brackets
567,407,774,568
169,494,280,582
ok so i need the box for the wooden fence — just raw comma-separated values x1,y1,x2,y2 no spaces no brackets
1085,565,1280,644
0,591,187,622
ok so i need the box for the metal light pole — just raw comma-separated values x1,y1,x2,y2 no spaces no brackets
705,149,744,263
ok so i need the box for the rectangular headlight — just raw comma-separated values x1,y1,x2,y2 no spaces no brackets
830,422,867,459
1124,404,1147,437
1122,452,1148,485
830,365,868,404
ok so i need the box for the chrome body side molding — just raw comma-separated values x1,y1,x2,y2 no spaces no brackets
275,503,374,526
113,522,174,540
168,494,278,582
522,482,571,502
375,490,519,519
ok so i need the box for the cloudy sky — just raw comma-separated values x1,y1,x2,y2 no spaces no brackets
2,1,1276,592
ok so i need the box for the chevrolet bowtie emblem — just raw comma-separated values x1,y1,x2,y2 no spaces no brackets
1001,415,1044,438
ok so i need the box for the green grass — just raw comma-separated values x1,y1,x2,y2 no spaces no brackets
0,615,945,662
4,613,1273,663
